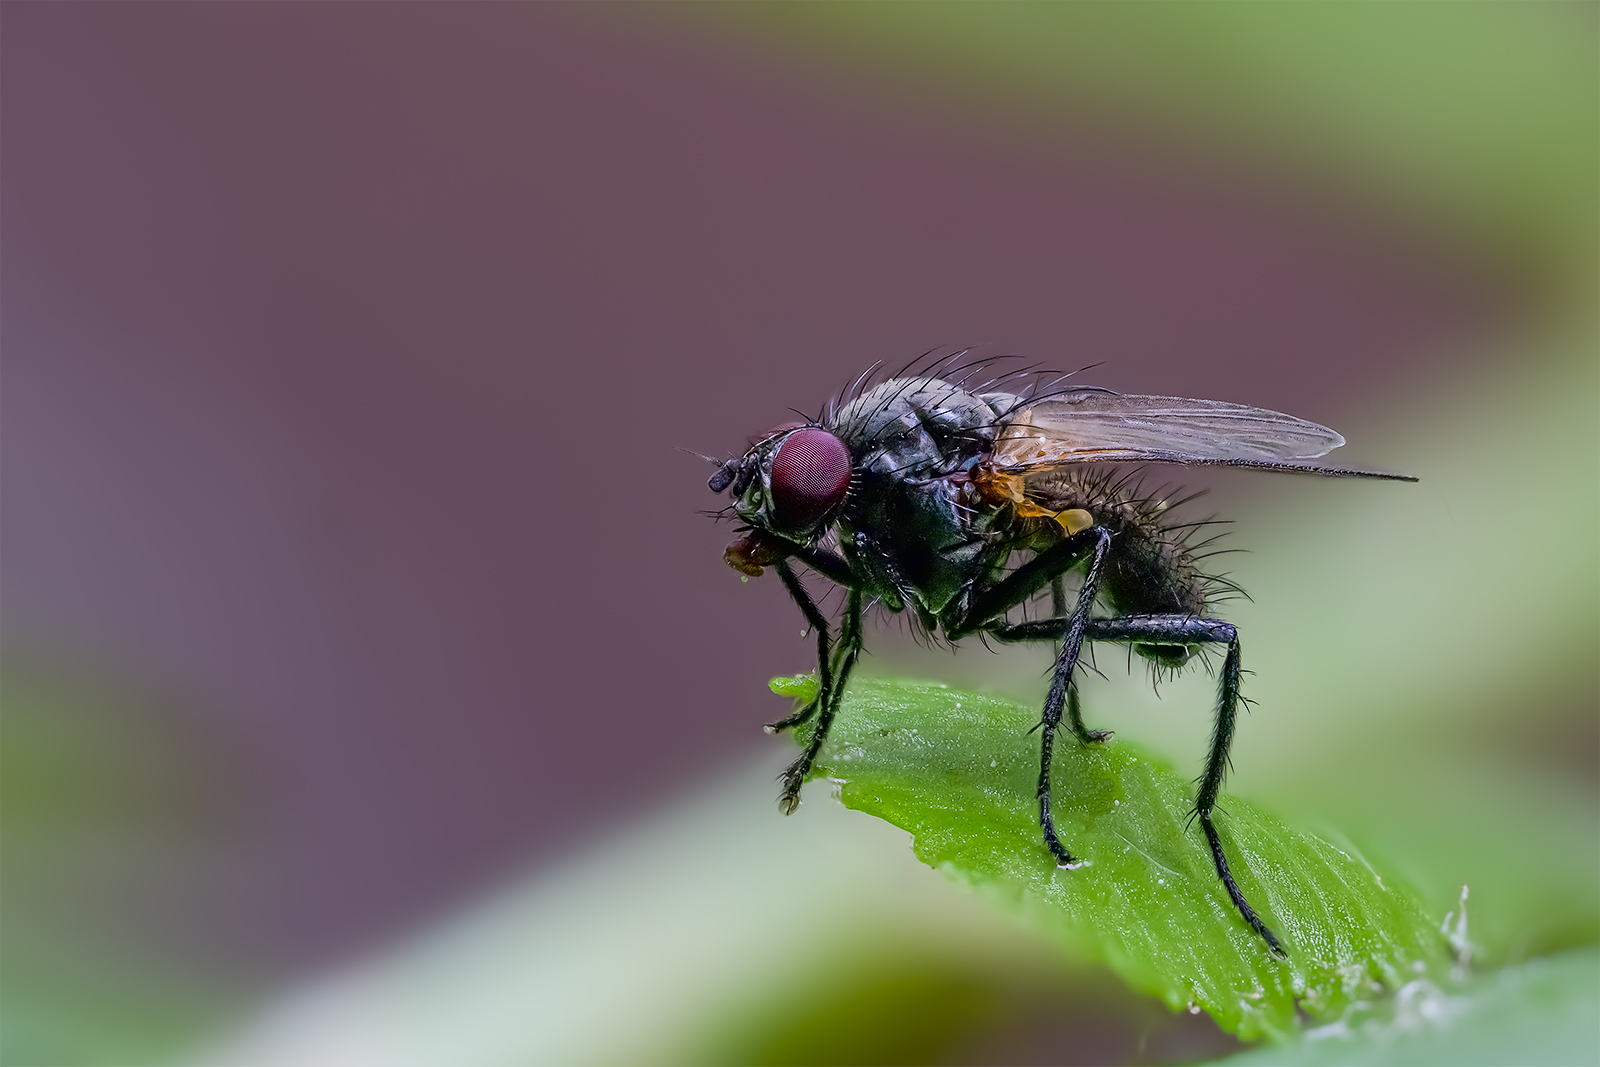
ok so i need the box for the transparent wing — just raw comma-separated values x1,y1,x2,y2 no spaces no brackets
991,391,1346,470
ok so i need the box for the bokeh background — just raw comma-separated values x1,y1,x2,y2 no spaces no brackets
3,4,1594,1064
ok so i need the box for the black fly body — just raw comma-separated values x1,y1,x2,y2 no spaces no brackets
707,352,1415,957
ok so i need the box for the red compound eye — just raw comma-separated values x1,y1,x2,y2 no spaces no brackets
770,428,851,529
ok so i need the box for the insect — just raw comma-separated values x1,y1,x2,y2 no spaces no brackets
707,352,1414,956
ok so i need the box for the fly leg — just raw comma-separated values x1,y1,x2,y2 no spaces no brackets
765,560,832,734
951,527,1114,867
772,537,883,812
777,587,863,814
764,544,864,731
1031,531,1111,866
952,528,1104,635
1053,580,1110,744
1085,614,1285,958
987,620,1116,744
1066,684,1112,744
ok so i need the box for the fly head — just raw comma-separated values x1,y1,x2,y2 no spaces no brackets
710,423,853,574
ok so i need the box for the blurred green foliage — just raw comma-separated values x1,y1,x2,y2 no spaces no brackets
694,934,1244,1067
0,661,249,1066
697,1,1597,292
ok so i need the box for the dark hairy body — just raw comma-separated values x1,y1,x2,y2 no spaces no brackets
710,360,1413,957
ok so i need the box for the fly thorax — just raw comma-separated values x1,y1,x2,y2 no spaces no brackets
1098,508,1207,619
830,378,1009,465
828,378,1013,616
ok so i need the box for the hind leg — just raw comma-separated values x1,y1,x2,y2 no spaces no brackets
1087,615,1284,957
991,612,1284,956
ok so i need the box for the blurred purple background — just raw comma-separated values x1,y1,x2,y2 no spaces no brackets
2,4,1506,985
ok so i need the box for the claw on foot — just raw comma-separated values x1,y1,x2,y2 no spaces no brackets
1043,830,1080,869
1046,837,1086,870
765,702,817,736
777,759,806,815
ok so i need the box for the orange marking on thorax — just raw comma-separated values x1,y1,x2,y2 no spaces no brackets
972,469,1094,531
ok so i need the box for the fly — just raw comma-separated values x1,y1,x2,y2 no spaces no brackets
706,351,1415,957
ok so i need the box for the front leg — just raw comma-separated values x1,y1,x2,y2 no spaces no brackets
777,587,863,814
765,560,833,734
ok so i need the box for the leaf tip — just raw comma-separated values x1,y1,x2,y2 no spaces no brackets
767,674,818,701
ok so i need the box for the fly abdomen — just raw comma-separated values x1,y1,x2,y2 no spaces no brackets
1028,470,1218,669
1104,528,1204,668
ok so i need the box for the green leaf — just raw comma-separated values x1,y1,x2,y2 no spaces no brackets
771,675,1453,1042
